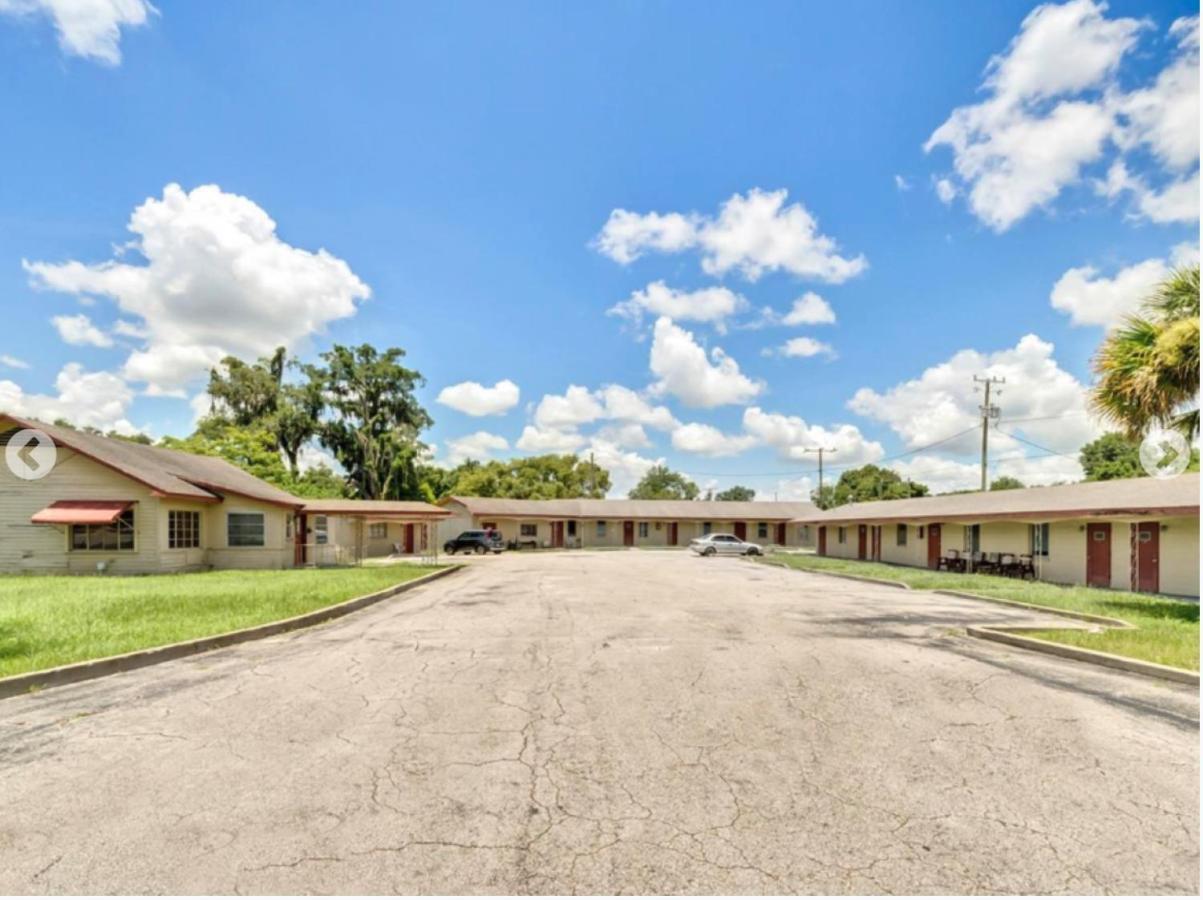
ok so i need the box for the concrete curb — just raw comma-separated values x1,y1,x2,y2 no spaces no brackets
0,565,465,701
934,589,1133,628
966,626,1199,686
754,559,911,591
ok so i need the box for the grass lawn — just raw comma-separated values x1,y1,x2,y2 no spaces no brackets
0,564,443,679
759,553,1199,671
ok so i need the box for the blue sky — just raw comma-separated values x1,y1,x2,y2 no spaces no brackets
0,0,1197,495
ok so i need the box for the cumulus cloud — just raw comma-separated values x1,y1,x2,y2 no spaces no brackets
781,292,836,326
51,313,113,347
1050,242,1199,327
934,178,958,204
532,384,606,430
892,451,1083,494
24,183,370,397
771,336,836,359
515,425,587,453
608,280,747,330
446,430,509,465
1,354,30,369
583,438,663,497
670,422,757,457
848,334,1100,457
648,317,763,408
594,188,867,283
742,406,884,466
594,422,652,449
436,379,520,417
894,175,912,191
596,384,679,431
0,363,135,432
0,0,154,64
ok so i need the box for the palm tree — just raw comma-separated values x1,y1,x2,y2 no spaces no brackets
1091,265,1200,441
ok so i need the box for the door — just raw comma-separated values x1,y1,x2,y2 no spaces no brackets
775,522,786,545
734,522,747,541
551,521,564,548
1134,521,1160,593
857,525,867,560
623,520,634,547
1086,522,1111,588
927,523,941,569
667,522,678,546
818,526,827,556
294,513,307,565
871,526,882,561
404,523,415,554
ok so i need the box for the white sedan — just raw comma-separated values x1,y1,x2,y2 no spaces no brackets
690,533,764,557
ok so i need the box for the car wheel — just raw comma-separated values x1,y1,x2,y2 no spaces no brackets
475,545,486,555
703,547,716,557
444,546,455,555
746,548,760,556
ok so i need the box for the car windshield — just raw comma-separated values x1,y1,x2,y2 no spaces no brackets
460,531,484,539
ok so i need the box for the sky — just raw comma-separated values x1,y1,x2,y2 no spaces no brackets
0,0,1198,497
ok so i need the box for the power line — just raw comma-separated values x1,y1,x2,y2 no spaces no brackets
994,429,1080,460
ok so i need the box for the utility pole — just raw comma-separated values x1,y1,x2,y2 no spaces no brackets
973,375,1005,491
804,447,837,507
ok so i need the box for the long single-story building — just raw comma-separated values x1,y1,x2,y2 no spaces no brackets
795,474,1199,597
438,496,817,549
0,414,448,574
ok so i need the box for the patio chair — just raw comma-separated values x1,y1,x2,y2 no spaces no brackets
1016,554,1036,580
998,553,1020,578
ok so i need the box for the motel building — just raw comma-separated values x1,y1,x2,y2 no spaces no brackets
0,415,448,574
794,474,1200,597
437,497,818,550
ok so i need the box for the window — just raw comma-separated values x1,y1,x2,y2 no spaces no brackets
228,512,266,547
638,522,649,538
520,523,538,537
918,525,925,540
1029,523,1050,557
801,525,811,542
71,509,135,551
313,515,328,545
968,524,981,554
168,510,200,549
567,520,576,537
368,522,387,539
896,524,907,547
702,522,712,535
596,520,606,538
757,522,768,539
837,526,846,544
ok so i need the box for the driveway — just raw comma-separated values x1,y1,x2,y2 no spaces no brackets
0,551,1197,893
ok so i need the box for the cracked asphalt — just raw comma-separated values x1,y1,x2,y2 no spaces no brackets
0,550,1198,894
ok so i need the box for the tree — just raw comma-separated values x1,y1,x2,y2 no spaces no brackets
989,475,1025,491
304,344,433,500
628,465,699,500
1079,432,1145,481
715,485,756,501
1092,266,1200,440
435,455,611,499
815,464,928,508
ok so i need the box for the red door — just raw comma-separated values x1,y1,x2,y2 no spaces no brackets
775,523,786,545
667,522,678,546
293,514,307,565
818,526,827,556
551,521,565,548
1134,521,1160,593
1085,522,1111,588
734,522,747,540
857,525,867,560
927,524,941,569
404,523,415,554
623,521,634,546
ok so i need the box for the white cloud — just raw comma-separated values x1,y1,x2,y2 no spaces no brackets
648,317,762,408
894,175,912,191
0,354,30,369
297,443,344,475
1098,162,1201,224
532,384,605,429
742,406,884,466
25,183,370,397
893,452,1083,494
595,188,867,283
446,430,509,465
671,422,757,457
1050,243,1198,327
514,425,587,453
594,422,651,449
583,438,662,498
934,178,958,204
924,0,1147,231
781,292,836,326
51,313,113,347
0,362,135,432
773,336,836,359
436,379,520,417
773,475,816,502
597,384,678,431
0,0,154,64
848,334,1100,456
608,280,747,329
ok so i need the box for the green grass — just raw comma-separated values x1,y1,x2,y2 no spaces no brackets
759,553,1199,671
0,564,443,679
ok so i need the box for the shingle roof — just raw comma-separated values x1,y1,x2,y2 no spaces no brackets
300,499,448,517
2,414,301,507
793,474,1200,525
443,496,816,520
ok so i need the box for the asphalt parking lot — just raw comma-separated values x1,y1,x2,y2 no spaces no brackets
0,550,1197,893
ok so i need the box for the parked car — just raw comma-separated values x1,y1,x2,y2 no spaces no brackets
690,533,763,557
443,530,504,555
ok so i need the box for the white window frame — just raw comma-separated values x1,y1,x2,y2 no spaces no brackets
228,511,267,548
70,508,136,553
368,522,388,539
168,509,201,549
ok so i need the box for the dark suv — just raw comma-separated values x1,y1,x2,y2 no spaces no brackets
443,530,504,555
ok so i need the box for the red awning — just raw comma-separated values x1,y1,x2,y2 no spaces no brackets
31,500,134,525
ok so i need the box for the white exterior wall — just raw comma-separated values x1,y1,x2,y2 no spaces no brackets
1158,516,1199,597
204,497,294,570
